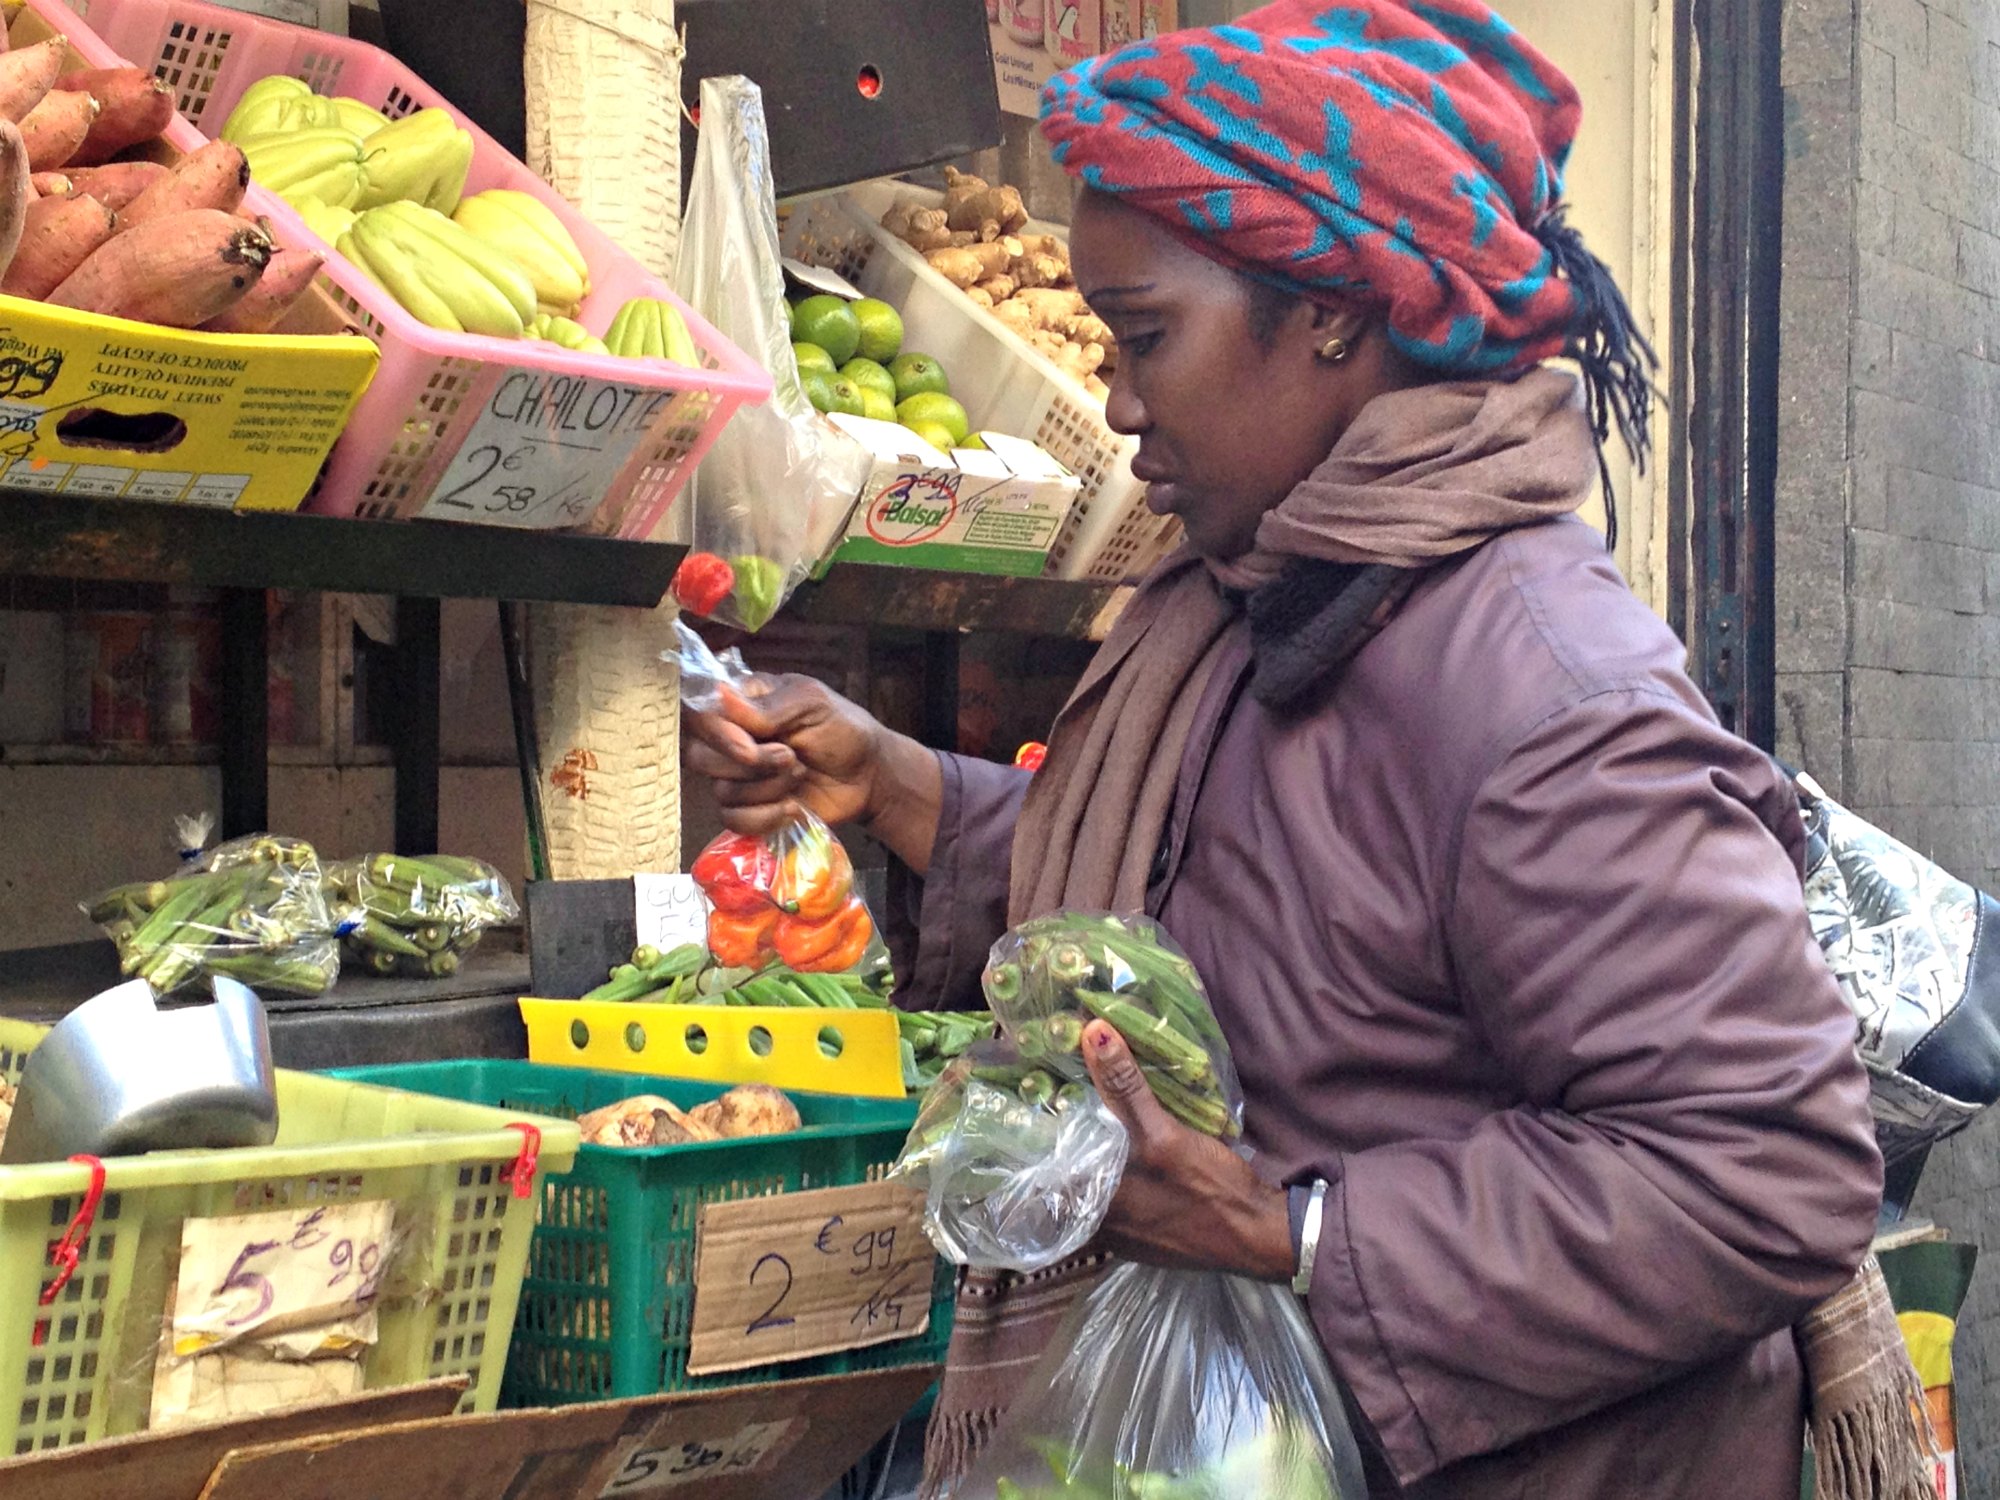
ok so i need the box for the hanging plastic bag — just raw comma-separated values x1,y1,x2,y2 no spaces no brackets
890,909,1243,1272
81,822,343,997
327,854,520,980
672,76,872,631
673,622,885,976
955,1260,1368,1500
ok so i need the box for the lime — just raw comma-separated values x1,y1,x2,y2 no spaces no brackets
819,377,867,418
889,352,949,402
851,297,904,363
793,341,836,375
904,418,960,452
839,357,898,404
860,388,898,422
801,368,837,411
897,392,970,446
959,432,988,450
792,294,861,366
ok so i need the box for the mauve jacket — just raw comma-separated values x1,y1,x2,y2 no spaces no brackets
893,517,1884,1499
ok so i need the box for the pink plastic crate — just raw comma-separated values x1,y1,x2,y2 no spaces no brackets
32,0,770,537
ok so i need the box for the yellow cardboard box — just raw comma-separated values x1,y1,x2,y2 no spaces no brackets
0,7,379,513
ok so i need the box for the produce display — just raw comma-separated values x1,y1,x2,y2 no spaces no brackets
788,286,981,454
578,939,997,1089
577,1082,803,1147
0,40,320,333
328,853,520,979
83,835,342,996
891,912,1242,1271
880,167,1115,398
215,80,700,358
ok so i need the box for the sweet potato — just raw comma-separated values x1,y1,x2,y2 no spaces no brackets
685,1084,801,1140
0,38,66,126
59,67,175,166
5,191,114,299
29,171,69,197
61,160,170,212
19,89,98,173
121,140,247,228
50,208,271,327
0,120,28,283
198,245,321,333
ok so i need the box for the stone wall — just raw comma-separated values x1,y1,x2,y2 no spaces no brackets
1778,0,2000,1489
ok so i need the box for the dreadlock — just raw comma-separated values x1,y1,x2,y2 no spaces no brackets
1535,205,1658,555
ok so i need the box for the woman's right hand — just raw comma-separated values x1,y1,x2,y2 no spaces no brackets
682,675,944,872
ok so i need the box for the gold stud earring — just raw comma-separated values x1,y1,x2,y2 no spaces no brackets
1317,335,1351,363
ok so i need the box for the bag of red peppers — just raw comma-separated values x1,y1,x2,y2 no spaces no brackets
674,621,885,976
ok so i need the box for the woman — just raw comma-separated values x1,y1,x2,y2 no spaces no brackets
687,2,1884,1496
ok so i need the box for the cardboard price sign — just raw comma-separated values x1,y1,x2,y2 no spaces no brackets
597,1417,804,1495
419,372,678,530
686,1182,933,1376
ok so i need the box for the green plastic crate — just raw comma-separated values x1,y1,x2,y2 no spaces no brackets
331,1060,954,1406
0,1018,579,1455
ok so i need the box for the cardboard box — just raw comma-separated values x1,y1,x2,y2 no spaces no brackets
0,10,379,515
825,415,1081,577
0,1365,934,1500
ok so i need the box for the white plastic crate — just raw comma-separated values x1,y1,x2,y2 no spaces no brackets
781,180,1181,584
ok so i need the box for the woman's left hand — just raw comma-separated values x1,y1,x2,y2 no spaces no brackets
1081,1020,1296,1281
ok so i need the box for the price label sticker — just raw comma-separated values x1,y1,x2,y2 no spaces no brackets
419,372,680,530
633,873,710,955
170,1199,395,1353
598,1417,805,1495
686,1181,933,1377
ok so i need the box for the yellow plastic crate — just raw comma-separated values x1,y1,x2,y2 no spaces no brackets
0,1018,578,1454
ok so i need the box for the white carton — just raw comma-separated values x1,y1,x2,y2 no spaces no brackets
824,416,1083,577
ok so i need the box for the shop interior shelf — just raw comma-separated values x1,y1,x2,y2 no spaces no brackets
0,938,532,1069
0,489,1131,638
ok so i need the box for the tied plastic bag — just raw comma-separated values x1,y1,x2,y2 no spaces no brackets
956,1261,1367,1500
327,854,520,980
82,823,343,997
891,910,1242,1272
671,75,872,631
673,622,884,976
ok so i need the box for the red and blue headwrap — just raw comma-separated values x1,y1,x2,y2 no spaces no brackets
1041,0,1654,519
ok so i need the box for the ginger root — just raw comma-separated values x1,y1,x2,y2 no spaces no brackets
1011,286,1090,330
882,201,952,252
1053,341,1107,381
944,164,1028,240
927,240,1013,289
1086,373,1111,400
975,274,1017,303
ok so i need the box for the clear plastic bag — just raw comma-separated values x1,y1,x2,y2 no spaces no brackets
327,854,520,980
890,910,1243,1272
955,1261,1367,1500
671,76,872,631
82,829,342,997
673,622,885,976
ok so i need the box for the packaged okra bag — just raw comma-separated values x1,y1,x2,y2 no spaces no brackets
892,910,1365,1500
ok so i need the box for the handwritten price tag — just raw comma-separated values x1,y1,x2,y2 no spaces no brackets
686,1181,933,1377
633,874,710,955
419,372,678,530
170,1199,395,1352
598,1417,805,1496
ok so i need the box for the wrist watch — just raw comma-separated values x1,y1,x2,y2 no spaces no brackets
1292,1178,1329,1297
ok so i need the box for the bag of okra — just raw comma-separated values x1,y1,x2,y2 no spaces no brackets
889,910,1243,1272
326,854,520,980
82,829,343,997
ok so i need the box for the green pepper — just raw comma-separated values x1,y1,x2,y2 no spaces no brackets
728,554,787,631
